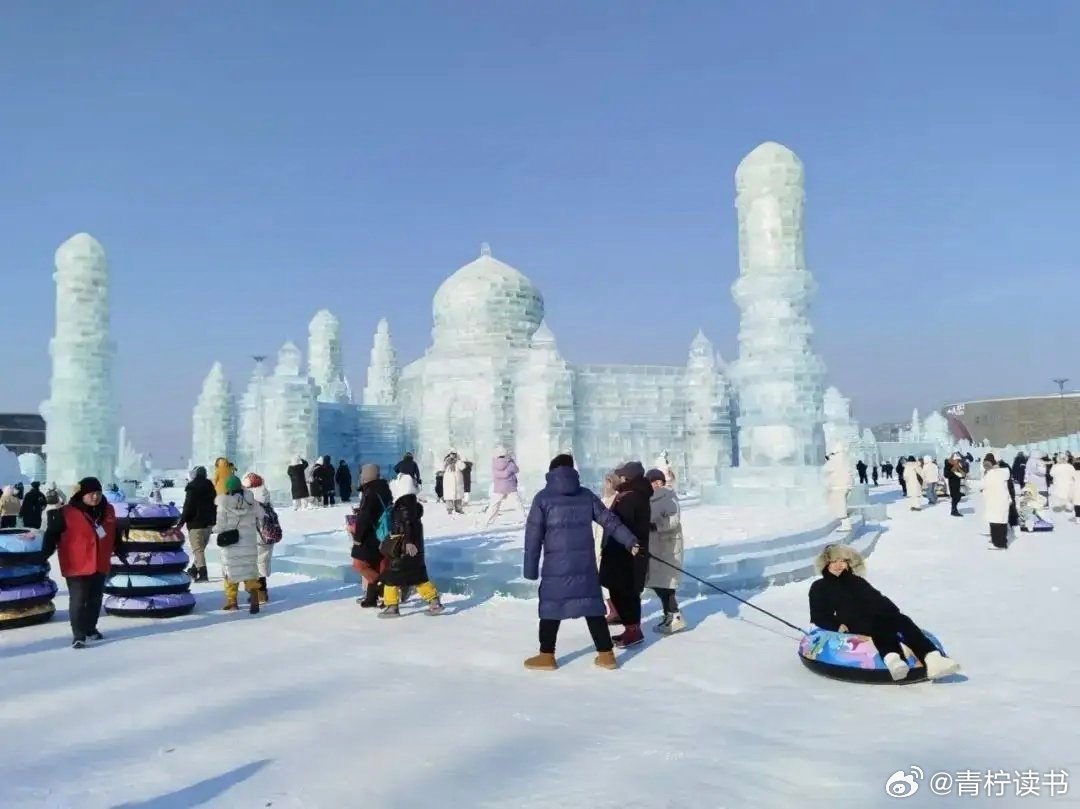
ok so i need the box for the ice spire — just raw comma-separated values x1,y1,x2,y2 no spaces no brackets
685,331,732,486
235,356,269,476
308,309,350,403
262,342,318,498
41,233,118,488
363,318,400,406
191,361,236,469
115,426,147,482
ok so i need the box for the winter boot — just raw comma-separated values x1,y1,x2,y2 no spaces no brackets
72,638,87,649
593,650,617,670
614,624,644,649
377,604,400,619
223,600,238,611
196,567,209,583
186,564,199,579
358,581,380,608
653,614,673,633
258,577,268,603
605,599,622,625
660,613,687,635
249,590,260,615
882,652,910,681
923,650,961,680
425,598,445,616
524,652,558,671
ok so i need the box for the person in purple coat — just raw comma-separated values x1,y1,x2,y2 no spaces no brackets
523,453,640,672
484,447,526,525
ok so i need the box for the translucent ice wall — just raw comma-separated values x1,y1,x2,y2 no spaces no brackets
823,386,859,457
41,233,118,488
116,426,147,481
191,362,236,469
18,453,46,484
308,310,350,404
684,331,733,488
728,143,826,467
261,342,317,500
362,318,400,406
235,359,268,477
514,322,576,495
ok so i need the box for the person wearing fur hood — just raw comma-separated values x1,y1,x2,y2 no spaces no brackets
822,448,853,531
809,544,961,682
1048,453,1075,513
214,474,264,613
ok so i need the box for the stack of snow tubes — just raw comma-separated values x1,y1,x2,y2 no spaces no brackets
0,527,58,630
104,502,196,618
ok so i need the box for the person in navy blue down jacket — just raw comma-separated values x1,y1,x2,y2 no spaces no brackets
523,453,639,672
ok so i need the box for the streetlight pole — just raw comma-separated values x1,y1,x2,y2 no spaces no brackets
1052,378,1070,437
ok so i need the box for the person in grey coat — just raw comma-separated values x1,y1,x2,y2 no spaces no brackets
643,469,687,635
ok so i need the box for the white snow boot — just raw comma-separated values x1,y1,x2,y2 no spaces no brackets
662,612,687,635
923,650,961,680
882,652,911,682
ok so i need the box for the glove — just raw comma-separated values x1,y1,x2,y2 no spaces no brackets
405,543,419,557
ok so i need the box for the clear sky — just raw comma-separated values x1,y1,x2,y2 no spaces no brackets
2,2,1078,465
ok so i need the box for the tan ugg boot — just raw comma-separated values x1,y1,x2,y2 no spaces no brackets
523,652,557,671
594,651,617,670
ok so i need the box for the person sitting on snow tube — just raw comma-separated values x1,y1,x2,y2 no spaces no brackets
808,544,961,682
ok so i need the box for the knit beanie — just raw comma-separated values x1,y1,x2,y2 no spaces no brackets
360,464,380,485
224,474,243,494
549,453,575,471
76,477,103,495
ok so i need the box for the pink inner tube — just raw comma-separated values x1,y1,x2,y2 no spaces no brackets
0,578,58,608
104,592,196,618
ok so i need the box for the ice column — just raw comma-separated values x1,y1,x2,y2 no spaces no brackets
41,233,118,488
684,330,732,488
729,142,826,467
235,357,269,476
823,387,859,457
514,321,575,494
308,310,350,404
116,426,147,481
191,362,236,469
262,342,318,499
362,318,400,406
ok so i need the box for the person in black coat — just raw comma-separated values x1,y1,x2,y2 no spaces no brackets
809,544,961,681
287,458,309,509
999,460,1020,528
944,456,965,516
393,452,421,486
351,464,393,607
855,460,868,485
336,461,353,503
378,473,443,618
317,455,336,506
897,457,907,496
176,465,217,581
18,481,48,529
599,460,652,649
1011,453,1026,486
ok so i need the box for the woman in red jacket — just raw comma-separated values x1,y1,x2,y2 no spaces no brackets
43,477,120,648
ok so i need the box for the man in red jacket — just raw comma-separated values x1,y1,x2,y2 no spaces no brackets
43,477,120,649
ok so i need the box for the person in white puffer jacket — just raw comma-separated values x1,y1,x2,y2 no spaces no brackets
902,457,923,511
921,456,941,505
981,455,1012,549
1047,454,1075,513
214,474,264,614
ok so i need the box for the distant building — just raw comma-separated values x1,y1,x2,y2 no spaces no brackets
0,413,46,456
942,393,1080,447
871,422,905,442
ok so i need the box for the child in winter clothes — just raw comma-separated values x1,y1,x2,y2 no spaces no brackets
378,474,443,618
214,475,263,613
243,472,279,603
809,544,961,682
1017,483,1050,531
212,457,236,496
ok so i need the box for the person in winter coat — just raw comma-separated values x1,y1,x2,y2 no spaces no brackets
1026,453,1048,495
822,450,853,531
1012,453,1027,487
945,455,966,517
1071,459,1080,523
644,469,686,635
18,481,47,529
393,452,422,487
214,475,264,613
1000,460,1020,530
308,459,324,505
212,457,235,496
0,485,20,528
871,465,879,486
1048,453,1075,513
315,455,336,507
654,450,676,490
982,455,1012,549
599,460,652,649
523,453,639,671
441,451,466,514
902,457,922,510
485,449,525,525
896,457,907,496
593,472,620,622
242,472,279,602
855,460,868,485
808,544,961,682
462,459,474,503
352,464,393,607
378,473,444,618
44,482,67,509
287,457,309,510
921,456,940,504
42,477,119,648
335,461,353,503
176,465,217,582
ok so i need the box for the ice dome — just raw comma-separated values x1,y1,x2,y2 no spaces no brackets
735,141,804,190
55,232,107,277
432,243,545,349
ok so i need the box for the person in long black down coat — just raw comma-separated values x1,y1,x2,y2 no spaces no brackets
352,464,393,607
318,456,336,506
599,460,652,649
18,481,48,529
1011,454,1026,487
336,461,353,503
897,457,907,496
287,457,309,510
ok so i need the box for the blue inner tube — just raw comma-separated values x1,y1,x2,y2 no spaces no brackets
110,549,190,575
798,628,946,684
104,572,192,597
0,563,50,587
0,528,47,565
0,578,58,610
104,592,196,618
0,601,56,631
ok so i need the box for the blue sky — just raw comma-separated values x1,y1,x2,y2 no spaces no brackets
2,2,1078,464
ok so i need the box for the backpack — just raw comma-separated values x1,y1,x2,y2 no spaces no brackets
258,502,283,544
374,496,391,543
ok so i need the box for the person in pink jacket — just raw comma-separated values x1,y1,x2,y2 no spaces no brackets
485,448,526,526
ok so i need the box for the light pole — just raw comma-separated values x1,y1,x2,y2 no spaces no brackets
1052,378,1070,437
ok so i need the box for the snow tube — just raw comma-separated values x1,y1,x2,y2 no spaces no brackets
0,601,56,631
104,489,126,504
122,527,185,552
798,628,946,684
0,563,50,587
104,592,196,618
124,503,180,529
1032,517,1053,532
104,572,192,597
0,578,58,610
110,549,189,575
0,529,46,564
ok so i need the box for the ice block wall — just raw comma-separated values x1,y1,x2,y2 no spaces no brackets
191,362,236,470
235,359,268,477
261,342,318,499
42,233,118,488
514,322,576,495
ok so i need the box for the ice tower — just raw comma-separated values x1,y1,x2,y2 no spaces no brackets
362,318,400,406
235,357,269,476
684,331,731,488
308,310,350,404
191,362,236,469
514,321,575,494
823,387,858,457
262,342,318,499
42,233,117,488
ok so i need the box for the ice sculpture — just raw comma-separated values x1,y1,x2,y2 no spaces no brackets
362,318,400,406
684,331,731,489
191,362,236,469
17,453,46,484
823,387,859,460
261,342,318,499
41,233,117,488
235,357,269,476
858,428,881,467
514,322,575,495
922,411,951,454
116,426,147,482
308,310,350,404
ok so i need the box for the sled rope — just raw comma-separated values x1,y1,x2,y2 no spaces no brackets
645,552,808,635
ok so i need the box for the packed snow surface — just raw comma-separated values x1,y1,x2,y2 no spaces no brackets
4,485,1078,808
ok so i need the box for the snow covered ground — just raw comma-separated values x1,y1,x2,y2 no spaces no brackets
4,484,1078,808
